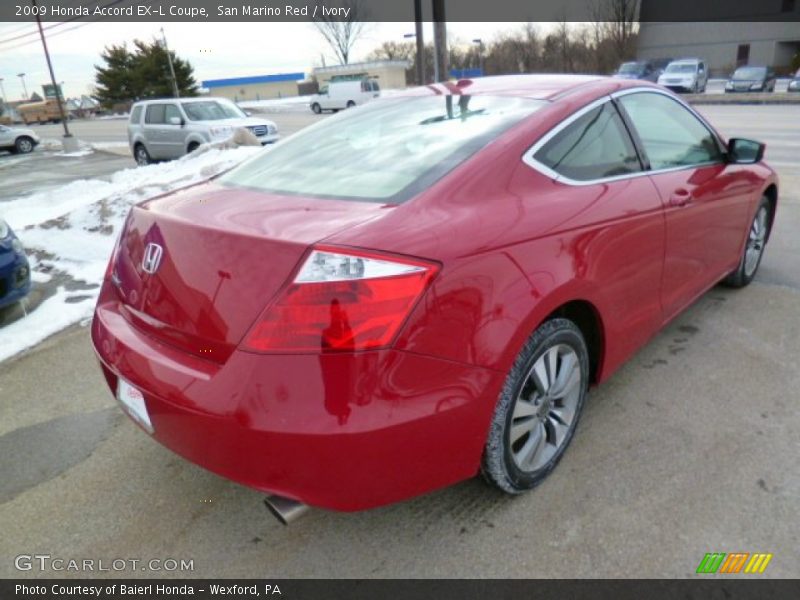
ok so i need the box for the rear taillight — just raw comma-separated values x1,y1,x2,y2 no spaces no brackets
243,246,439,353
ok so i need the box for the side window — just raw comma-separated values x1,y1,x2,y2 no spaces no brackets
617,92,723,170
145,104,166,124
130,106,142,124
164,104,181,123
533,101,642,181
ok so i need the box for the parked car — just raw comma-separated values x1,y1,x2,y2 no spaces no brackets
786,67,799,92
725,66,777,93
128,97,279,166
309,78,381,114
657,58,708,93
0,124,39,154
93,75,777,519
613,60,660,82
0,218,31,310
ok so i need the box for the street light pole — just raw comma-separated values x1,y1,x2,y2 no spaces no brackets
17,73,27,101
472,38,484,76
161,27,180,98
0,78,6,105
432,0,448,82
32,0,74,147
413,0,425,85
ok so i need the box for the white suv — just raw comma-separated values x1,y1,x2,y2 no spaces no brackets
657,59,708,94
128,97,279,165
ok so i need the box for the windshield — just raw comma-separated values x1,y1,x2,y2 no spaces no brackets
666,63,697,74
181,100,245,121
733,67,766,80
618,62,643,74
220,95,544,203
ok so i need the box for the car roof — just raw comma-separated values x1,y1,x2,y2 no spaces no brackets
133,97,229,105
669,59,702,64
393,74,658,102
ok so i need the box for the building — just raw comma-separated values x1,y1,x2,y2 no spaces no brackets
312,60,411,90
201,72,306,102
637,1,800,76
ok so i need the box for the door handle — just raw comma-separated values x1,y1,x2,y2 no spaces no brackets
669,188,692,208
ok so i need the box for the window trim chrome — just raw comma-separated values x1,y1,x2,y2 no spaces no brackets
522,87,728,187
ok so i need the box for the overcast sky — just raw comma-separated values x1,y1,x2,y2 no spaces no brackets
0,21,534,100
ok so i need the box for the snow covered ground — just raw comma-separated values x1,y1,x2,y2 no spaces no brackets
238,95,313,112
0,144,262,363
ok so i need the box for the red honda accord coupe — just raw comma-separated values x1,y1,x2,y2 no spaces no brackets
92,75,777,517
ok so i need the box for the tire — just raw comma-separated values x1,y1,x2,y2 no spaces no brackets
346,101,356,108
14,136,34,154
482,318,590,494
311,103,321,114
722,196,771,288
186,141,200,154
134,143,151,166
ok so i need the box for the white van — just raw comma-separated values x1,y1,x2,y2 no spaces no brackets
309,79,381,113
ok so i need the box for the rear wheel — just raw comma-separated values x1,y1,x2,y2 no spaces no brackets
187,141,200,154
723,196,771,288
482,318,589,494
14,136,34,154
134,143,151,166
311,103,322,114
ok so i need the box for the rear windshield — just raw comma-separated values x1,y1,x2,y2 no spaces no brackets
618,62,643,74
182,100,245,121
733,67,766,80
666,63,696,73
219,95,544,203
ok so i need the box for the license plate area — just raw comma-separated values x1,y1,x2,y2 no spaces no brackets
116,378,154,434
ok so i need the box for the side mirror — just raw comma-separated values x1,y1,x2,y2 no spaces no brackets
728,138,765,164
169,116,183,126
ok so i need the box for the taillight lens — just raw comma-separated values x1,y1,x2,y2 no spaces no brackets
243,246,439,353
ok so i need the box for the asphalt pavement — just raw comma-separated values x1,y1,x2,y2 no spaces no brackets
0,104,798,578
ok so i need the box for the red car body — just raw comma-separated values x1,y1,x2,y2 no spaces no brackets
91,75,777,511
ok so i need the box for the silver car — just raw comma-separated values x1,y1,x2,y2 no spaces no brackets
0,124,39,154
128,97,279,165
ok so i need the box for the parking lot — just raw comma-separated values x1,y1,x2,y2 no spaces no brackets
0,104,798,578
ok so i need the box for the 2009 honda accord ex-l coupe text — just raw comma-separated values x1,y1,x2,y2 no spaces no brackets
92,75,777,517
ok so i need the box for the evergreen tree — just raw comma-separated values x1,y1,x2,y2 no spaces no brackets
93,38,198,108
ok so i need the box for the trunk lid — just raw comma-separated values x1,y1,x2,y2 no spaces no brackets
112,181,389,361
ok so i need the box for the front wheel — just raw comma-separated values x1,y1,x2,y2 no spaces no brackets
346,100,356,108
134,143,151,166
311,103,321,114
14,136,35,154
482,318,589,494
723,196,771,288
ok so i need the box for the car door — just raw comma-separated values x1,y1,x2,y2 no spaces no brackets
616,90,756,321
143,104,168,158
0,125,12,148
524,99,667,361
161,103,186,158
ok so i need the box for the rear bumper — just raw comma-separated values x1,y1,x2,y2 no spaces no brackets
91,293,503,511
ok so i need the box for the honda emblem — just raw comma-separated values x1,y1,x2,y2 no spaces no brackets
142,242,164,274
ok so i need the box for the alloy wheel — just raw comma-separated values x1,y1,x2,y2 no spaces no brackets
744,206,768,277
509,344,582,472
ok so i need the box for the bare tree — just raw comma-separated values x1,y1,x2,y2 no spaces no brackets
591,0,639,64
312,0,370,65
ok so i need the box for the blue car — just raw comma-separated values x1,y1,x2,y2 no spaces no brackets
0,218,31,309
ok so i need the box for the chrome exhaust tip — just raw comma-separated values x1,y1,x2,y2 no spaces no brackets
264,494,309,525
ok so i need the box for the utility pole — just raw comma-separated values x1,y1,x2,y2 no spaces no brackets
432,0,448,82
413,0,425,85
0,78,6,105
32,0,77,150
17,73,28,100
160,27,180,98
473,38,484,75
